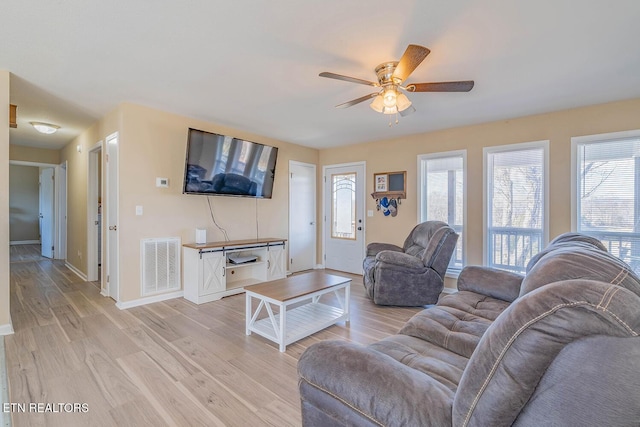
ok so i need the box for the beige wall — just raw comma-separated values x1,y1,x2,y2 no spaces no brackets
115,103,318,302
60,103,318,303
0,70,11,330
9,144,60,164
320,98,640,280
9,165,39,242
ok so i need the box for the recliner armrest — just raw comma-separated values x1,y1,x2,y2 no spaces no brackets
366,242,403,257
457,266,524,302
376,250,425,269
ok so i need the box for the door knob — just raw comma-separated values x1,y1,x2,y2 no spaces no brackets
357,226,362,231
109,225,117,231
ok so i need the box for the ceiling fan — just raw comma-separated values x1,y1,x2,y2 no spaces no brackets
320,44,474,121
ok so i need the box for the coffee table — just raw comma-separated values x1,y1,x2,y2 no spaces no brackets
245,271,351,352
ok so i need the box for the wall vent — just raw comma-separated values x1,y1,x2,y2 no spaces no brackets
141,237,181,296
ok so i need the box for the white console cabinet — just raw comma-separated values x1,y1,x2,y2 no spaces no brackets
183,238,287,304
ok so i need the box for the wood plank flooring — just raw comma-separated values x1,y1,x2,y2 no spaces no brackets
4,256,422,426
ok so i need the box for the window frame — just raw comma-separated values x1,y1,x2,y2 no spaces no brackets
483,140,549,272
571,130,640,272
571,129,640,230
417,149,467,277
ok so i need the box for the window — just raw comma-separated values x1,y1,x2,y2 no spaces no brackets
331,172,356,240
419,151,465,274
574,131,640,274
485,141,548,273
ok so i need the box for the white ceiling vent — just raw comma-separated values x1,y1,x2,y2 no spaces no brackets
141,237,181,296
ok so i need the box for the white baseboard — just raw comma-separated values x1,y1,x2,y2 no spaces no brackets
314,264,325,269
10,240,40,245
0,323,14,336
116,290,184,310
65,262,88,281
100,288,109,298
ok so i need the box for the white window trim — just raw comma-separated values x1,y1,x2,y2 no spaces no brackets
417,149,467,277
483,140,550,268
571,129,640,232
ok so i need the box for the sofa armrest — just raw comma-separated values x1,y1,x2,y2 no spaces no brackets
457,266,524,302
376,250,425,269
366,242,403,257
298,340,454,427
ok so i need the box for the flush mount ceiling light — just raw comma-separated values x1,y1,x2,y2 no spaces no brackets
30,121,60,134
320,44,475,126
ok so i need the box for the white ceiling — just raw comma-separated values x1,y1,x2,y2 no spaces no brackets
3,1,640,150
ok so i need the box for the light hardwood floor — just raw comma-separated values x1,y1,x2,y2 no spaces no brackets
4,256,422,426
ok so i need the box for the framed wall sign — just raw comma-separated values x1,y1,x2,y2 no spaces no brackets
374,173,388,192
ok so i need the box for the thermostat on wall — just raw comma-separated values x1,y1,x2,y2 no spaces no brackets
156,177,169,188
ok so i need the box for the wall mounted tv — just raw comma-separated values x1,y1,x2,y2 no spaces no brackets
183,128,278,198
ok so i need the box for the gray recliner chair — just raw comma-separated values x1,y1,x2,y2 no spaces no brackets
363,221,458,306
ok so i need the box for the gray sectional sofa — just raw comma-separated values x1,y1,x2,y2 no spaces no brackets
298,233,640,426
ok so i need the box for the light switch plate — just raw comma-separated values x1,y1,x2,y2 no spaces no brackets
367,210,374,217
156,177,169,188
135,205,143,216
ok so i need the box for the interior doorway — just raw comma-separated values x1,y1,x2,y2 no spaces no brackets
9,160,65,260
289,161,316,273
323,162,366,275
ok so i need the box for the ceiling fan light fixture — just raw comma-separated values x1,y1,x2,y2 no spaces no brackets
383,105,398,115
382,86,398,108
396,93,412,112
30,121,60,134
370,94,385,113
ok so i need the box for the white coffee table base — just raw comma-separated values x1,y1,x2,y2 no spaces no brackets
245,281,350,352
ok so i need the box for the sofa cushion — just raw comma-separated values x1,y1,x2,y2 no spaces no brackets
398,291,511,359
452,279,640,427
521,245,640,297
403,221,449,257
369,335,468,392
525,232,607,272
513,335,640,427
298,340,455,427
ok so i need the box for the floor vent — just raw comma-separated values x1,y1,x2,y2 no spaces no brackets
141,237,181,296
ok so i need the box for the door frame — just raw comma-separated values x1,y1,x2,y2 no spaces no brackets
87,141,102,284
288,160,317,272
322,161,366,272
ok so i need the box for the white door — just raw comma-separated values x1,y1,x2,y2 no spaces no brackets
323,162,366,275
106,133,119,301
39,167,55,258
289,161,316,272
87,143,102,282
55,163,67,260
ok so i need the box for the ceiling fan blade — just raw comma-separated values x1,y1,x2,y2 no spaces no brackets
399,105,416,117
319,72,378,87
335,93,378,108
407,81,475,92
392,44,431,83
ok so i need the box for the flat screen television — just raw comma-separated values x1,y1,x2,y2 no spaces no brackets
183,128,278,198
